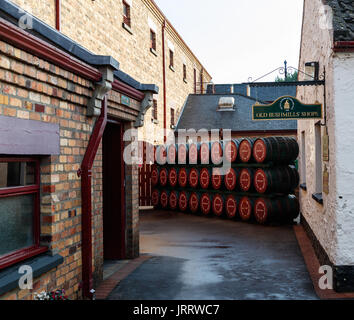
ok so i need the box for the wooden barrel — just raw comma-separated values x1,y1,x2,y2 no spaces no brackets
151,189,160,207
179,191,190,212
160,190,170,209
151,166,159,187
223,139,240,163
239,196,254,222
211,141,223,165
224,168,239,191
155,145,167,165
238,138,255,163
177,144,188,165
167,144,177,164
169,191,179,210
254,166,299,194
159,167,168,187
189,142,199,165
211,167,224,190
189,192,200,214
239,168,255,192
200,193,212,216
253,137,299,164
212,194,225,217
254,195,299,224
225,195,238,219
199,142,210,165
178,167,188,188
200,168,212,189
188,168,199,188
168,167,178,188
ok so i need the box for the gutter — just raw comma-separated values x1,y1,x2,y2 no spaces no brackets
162,20,167,142
78,96,108,300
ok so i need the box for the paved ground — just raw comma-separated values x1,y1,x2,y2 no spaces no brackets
107,210,318,300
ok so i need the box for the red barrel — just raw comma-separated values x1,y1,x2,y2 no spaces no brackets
239,197,254,222
152,189,160,207
178,167,188,188
160,190,170,209
188,168,199,188
200,142,210,165
254,166,299,194
238,138,255,163
167,144,177,164
189,143,199,165
177,144,188,165
253,137,299,164
211,141,223,165
169,191,179,210
211,167,224,190
151,166,159,187
155,145,167,165
189,192,200,213
168,168,178,188
239,168,255,192
212,194,224,217
200,193,212,216
225,195,238,219
179,191,190,212
224,168,239,191
159,167,168,187
224,139,240,163
200,168,211,189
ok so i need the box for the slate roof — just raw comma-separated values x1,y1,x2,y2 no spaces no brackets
249,86,297,103
327,0,354,41
176,94,297,133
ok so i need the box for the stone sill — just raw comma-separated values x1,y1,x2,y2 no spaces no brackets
150,48,157,57
122,23,133,35
169,65,175,72
312,193,323,205
151,118,159,124
0,253,63,297
300,183,307,191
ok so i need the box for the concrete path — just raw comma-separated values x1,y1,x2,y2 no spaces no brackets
107,210,318,300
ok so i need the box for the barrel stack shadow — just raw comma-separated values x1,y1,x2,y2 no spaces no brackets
151,137,300,226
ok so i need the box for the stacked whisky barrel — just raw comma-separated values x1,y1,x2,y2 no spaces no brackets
151,136,300,225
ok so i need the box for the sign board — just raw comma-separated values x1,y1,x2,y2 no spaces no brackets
252,96,323,121
121,95,131,107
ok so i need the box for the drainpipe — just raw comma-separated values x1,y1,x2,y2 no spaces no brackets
79,67,113,299
162,20,167,142
55,0,61,31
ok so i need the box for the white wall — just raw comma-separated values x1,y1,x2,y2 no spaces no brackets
333,53,354,265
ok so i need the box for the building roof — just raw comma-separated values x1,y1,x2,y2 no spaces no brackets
327,0,354,41
176,94,297,133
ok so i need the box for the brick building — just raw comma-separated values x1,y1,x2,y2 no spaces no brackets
0,0,165,300
6,0,212,145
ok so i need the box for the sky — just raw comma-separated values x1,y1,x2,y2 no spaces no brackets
154,0,304,84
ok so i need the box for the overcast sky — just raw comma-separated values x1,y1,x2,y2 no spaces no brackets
154,0,304,84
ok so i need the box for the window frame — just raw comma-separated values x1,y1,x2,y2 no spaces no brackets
169,49,174,69
150,29,157,52
170,108,175,127
0,157,47,270
152,99,158,121
122,0,131,28
183,64,187,82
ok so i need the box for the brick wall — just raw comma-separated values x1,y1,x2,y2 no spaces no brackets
0,35,141,299
9,0,212,145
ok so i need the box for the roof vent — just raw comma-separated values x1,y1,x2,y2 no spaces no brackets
217,97,235,111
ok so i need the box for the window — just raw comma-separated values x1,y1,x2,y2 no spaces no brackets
300,131,307,190
0,158,46,270
313,123,323,204
183,64,187,82
150,29,156,52
169,50,174,69
193,69,197,93
170,108,175,127
123,1,131,28
153,99,158,121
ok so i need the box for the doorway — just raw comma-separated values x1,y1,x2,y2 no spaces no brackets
103,120,126,261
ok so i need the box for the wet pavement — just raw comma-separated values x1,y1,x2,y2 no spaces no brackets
107,210,318,300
